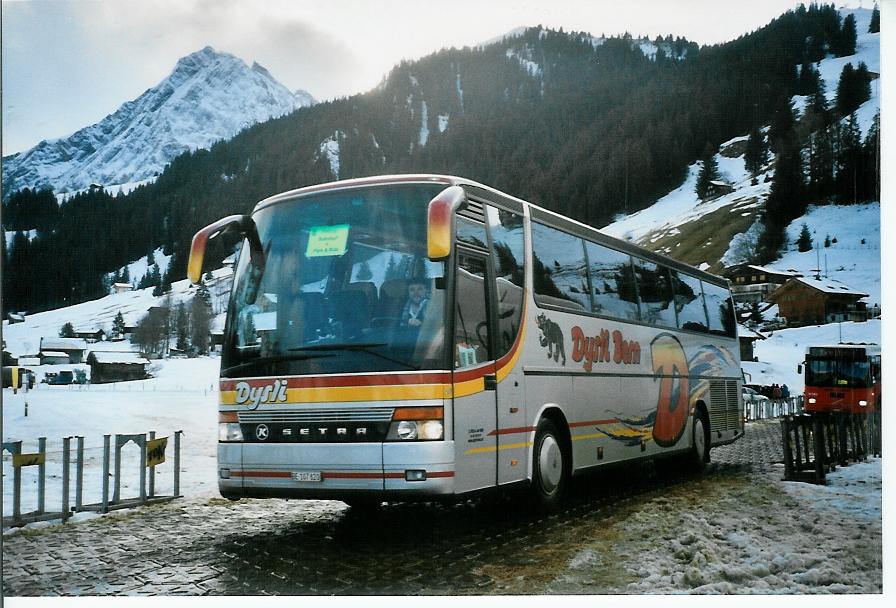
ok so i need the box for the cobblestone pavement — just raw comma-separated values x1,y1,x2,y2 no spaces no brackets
3,420,786,596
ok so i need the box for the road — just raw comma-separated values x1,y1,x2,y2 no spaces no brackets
1,420,882,595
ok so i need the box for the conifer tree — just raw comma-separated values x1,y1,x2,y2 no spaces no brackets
744,126,768,176
797,223,813,252
695,145,718,199
59,322,75,338
768,95,795,153
836,114,862,204
836,14,858,56
113,311,126,338
869,5,880,33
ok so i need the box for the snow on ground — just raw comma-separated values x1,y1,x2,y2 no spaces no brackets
574,457,882,594
742,319,881,393
2,358,221,526
765,202,881,307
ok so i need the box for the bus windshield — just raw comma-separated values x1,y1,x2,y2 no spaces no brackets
806,351,871,388
222,183,448,378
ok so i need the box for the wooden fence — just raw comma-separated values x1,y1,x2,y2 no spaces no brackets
781,412,881,484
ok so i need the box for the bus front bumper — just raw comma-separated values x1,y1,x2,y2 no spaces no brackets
218,441,456,500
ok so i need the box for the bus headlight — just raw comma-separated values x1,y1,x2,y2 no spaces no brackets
858,400,868,407
387,407,444,441
397,420,418,440
808,398,816,404
219,423,244,442
387,420,444,441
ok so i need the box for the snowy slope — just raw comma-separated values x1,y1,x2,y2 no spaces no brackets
2,266,233,358
602,8,879,297
1,47,314,197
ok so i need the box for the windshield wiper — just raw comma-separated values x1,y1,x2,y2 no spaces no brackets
221,352,333,377
291,343,419,369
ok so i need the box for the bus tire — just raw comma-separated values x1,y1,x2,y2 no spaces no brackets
688,410,709,473
531,418,567,511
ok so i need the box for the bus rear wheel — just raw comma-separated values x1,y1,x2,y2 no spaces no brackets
531,418,567,511
688,411,709,473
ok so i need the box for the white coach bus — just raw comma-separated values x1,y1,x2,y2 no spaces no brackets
188,175,743,509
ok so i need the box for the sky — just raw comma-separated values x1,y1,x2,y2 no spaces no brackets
0,0,827,156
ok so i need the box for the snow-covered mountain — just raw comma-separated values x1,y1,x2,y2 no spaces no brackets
2,46,314,198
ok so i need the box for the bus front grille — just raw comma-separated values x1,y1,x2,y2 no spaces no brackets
238,407,395,443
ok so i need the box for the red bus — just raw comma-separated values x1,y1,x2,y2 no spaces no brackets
802,344,881,414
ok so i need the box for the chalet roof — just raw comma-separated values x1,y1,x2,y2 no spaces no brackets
737,324,765,341
40,351,70,358
792,276,868,296
112,282,133,289
74,326,105,334
709,180,731,187
768,276,868,301
726,264,802,278
39,337,88,351
88,351,150,365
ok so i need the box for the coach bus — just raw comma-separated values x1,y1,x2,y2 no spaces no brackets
188,175,743,509
801,344,881,414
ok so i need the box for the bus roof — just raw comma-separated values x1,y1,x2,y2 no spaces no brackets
252,174,730,288
806,344,881,356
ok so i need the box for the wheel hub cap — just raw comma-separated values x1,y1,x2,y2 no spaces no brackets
538,435,562,493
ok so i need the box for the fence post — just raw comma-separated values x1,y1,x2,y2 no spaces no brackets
76,436,84,511
113,435,122,504
174,430,181,498
102,434,111,513
37,437,47,515
148,431,156,499
3,441,23,523
813,415,826,484
139,435,147,504
62,437,70,523
781,416,794,480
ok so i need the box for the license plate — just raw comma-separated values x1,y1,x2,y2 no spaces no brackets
291,471,322,482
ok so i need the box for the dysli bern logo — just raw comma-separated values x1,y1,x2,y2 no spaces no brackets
235,380,289,409
255,424,270,441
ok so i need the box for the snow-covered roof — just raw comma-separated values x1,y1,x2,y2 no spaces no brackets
745,265,802,277
791,276,868,297
40,351,70,358
74,326,105,333
88,351,149,365
39,337,88,351
737,324,765,341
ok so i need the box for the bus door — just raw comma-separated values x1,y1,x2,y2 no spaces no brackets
452,247,499,493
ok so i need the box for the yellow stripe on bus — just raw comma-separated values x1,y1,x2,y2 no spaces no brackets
220,384,452,405
464,441,532,455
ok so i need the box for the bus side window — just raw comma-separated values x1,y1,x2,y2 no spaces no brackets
586,241,640,321
670,269,709,332
633,258,676,328
486,205,525,357
703,281,736,337
454,252,491,368
532,222,590,311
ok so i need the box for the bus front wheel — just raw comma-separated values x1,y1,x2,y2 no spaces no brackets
531,418,567,510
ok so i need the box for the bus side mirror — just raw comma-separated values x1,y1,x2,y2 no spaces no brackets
427,186,467,260
188,214,263,284
797,364,802,375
